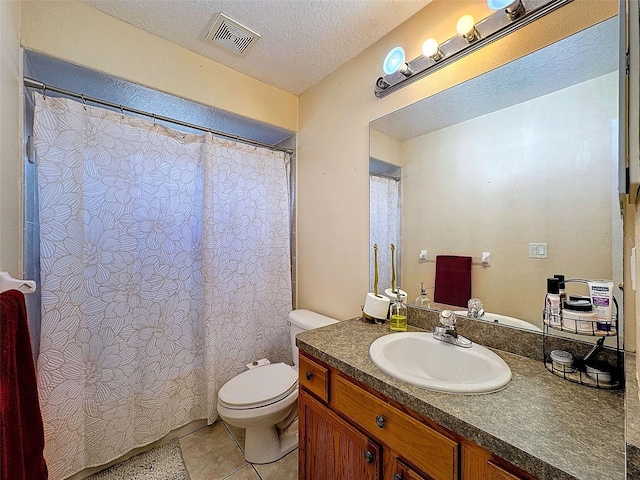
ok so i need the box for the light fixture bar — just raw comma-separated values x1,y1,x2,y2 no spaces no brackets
374,0,573,98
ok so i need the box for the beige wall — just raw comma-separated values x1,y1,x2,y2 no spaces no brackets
0,0,22,277
370,129,402,167
20,0,297,133
400,73,617,326
297,0,619,321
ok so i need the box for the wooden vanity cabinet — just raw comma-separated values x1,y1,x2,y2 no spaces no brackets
299,389,382,480
298,352,535,480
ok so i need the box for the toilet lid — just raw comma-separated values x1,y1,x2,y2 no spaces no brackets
218,363,298,409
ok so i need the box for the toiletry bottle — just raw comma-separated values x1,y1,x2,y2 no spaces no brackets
390,291,408,332
588,280,614,331
554,274,567,306
414,282,431,308
546,278,562,328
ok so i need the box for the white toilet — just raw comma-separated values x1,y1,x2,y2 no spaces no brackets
216,309,338,464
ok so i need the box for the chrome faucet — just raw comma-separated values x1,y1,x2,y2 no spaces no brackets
433,310,472,348
467,298,485,319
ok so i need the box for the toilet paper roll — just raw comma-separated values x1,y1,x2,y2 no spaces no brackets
384,288,407,301
363,292,391,319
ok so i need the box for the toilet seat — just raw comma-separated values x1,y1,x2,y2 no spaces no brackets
218,363,298,410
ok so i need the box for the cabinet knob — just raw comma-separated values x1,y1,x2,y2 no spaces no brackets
363,450,375,464
305,372,312,381
375,415,386,428
393,474,403,480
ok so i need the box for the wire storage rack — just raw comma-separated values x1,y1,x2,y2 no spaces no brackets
542,279,622,390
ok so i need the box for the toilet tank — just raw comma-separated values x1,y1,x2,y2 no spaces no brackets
289,309,339,368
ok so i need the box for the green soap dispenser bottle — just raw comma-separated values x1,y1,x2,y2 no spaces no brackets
390,291,407,332
415,282,431,308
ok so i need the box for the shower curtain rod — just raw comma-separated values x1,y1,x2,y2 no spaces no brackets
23,77,294,155
369,171,400,181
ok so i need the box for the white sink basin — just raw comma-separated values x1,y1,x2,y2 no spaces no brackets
369,332,512,394
453,311,542,332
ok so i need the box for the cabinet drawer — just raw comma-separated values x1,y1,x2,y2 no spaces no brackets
333,374,458,480
299,355,330,402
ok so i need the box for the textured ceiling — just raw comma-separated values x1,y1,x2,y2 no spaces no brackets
80,0,433,95
371,17,619,141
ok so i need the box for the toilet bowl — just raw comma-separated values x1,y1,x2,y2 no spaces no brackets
216,309,338,464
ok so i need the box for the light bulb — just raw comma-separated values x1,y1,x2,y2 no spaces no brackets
383,47,406,75
487,0,517,9
456,15,480,42
421,38,444,61
456,15,476,36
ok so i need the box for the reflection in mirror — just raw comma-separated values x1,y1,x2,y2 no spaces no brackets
369,18,622,343
369,158,402,296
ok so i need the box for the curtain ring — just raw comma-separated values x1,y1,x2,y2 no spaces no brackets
119,105,124,118
42,84,47,99
81,94,87,111
152,113,157,125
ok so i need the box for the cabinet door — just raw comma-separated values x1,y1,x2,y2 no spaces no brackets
391,457,433,480
488,461,525,480
461,442,534,480
299,389,381,480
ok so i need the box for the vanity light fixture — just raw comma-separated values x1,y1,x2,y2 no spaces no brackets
374,0,572,98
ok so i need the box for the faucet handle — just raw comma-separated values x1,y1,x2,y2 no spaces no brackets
439,310,456,329
467,298,484,318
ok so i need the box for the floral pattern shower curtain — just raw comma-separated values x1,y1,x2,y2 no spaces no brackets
369,175,401,293
33,93,292,479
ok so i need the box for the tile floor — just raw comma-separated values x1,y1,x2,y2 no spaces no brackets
179,421,298,480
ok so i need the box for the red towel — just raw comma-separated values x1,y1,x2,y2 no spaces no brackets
433,255,472,308
1,289,48,480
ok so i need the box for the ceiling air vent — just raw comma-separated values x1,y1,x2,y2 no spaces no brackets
207,13,260,56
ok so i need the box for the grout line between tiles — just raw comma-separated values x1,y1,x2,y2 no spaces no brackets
220,463,253,480
252,464,264,480
221,420,245,452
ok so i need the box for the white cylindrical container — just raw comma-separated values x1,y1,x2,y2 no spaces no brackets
550,350,574,373
562,308,596,334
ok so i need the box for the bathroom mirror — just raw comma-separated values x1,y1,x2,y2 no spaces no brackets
369,17,623,337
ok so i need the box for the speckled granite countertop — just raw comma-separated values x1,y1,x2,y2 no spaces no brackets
296,318,625,480
626,354,640,479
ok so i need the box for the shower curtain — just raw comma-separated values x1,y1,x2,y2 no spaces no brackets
369,175,401,292
32,93,292,480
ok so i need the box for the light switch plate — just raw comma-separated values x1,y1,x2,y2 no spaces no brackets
528,243,548,259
